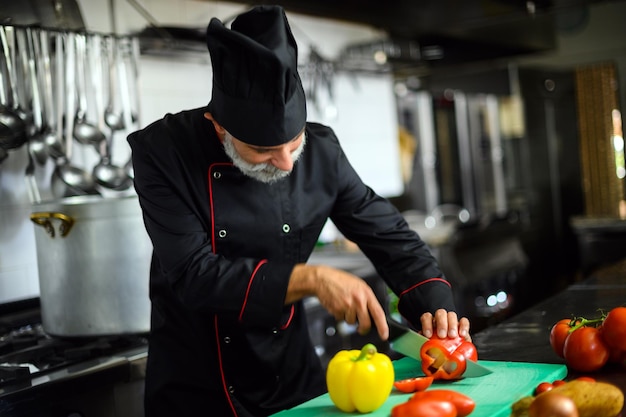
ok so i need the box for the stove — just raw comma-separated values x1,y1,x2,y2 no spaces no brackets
0,299,148,417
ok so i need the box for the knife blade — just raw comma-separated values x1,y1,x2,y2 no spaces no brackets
387,316,493,378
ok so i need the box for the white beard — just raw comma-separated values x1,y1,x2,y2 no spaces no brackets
222,132,306,184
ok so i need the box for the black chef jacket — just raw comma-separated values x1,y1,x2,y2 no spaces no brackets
128,107,457,417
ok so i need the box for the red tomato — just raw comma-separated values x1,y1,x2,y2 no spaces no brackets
563,326,609,372
550,319,573,358
607,347,626,369
394,376,434,393
552,379,566,387
411,389,476,417
601,307,626,351
391,398,457,417
534,382,554,395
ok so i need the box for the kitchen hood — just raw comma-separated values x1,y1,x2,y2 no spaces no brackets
217,0,600,72
134,0,604,73
0,0,85,30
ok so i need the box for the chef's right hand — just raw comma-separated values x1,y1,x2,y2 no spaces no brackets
287,264,389,340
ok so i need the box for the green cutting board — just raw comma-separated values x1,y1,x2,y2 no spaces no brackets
273,358,567,417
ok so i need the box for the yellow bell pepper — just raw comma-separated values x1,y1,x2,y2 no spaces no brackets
326,343,394,413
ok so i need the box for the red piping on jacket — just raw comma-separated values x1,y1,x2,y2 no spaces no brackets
238,260,268,322
215,315,238,417
280,304,295,330
399,277,451,298
208,162,234,254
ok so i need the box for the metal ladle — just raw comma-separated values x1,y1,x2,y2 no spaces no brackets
90,34,132,190
25,27,48,165
0,26,27,150
46,30,67,159
93,150,133,190
72,33,105,149
4,27,33,135
103,36,137,132
21,28,44,204
103,36,124,131
51,32,100,198
0,105,26,150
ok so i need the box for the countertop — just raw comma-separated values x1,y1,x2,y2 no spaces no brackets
571,216,626,231
471,267,626,412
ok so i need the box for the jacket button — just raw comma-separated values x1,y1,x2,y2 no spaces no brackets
213,171,221,179
224,336,231,344
282,224,290,233
228,385,235,394
272,328,278,334
218,229,227,238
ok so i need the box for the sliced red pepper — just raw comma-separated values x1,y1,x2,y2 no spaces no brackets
419,335,477,380
393,376,434,393
411,389,476,417
391,398,456,417
452,339,478,362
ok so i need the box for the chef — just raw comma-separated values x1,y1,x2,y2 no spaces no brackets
128,5,471,417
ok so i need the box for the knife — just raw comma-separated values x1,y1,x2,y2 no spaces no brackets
387,316,493,378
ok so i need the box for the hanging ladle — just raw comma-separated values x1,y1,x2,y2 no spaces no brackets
103,36,137,132
4,27,33,135
103,36,125,131
92,149,133,190
25,27,49,166
51,32,100,198
21,27,44,204
46,30,67,159
90,34,132,190
72,33,105,149
0,26,27,150
32,28,61,162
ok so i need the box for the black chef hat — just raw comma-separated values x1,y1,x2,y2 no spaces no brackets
206,5,306,147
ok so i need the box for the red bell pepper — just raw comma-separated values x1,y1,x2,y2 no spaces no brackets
393,376,434,393
392,389,476,417
420,335,477,380
411,390,476,417
391,398,457,417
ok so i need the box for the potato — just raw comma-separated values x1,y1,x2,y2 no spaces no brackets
540,380,623,417
511,396,533,417
510,381,624,417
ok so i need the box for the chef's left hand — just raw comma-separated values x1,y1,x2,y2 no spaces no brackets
420,309,471,342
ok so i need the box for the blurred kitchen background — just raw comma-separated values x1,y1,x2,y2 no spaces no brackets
0,1,626,414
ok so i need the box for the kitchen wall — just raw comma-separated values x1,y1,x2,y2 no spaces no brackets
2,0,626,305
77,0,403,195
514,1,626,110
0,0,402,303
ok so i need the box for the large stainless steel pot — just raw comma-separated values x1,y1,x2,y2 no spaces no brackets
30,195,151,337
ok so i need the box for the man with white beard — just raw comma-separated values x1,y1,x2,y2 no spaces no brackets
221,129,306,184
128,5,471,417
